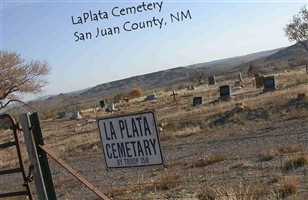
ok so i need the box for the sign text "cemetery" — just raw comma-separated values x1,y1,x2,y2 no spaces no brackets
97,112,163,168
71,1,192,42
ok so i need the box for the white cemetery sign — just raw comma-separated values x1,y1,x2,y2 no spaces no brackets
97,111,163,168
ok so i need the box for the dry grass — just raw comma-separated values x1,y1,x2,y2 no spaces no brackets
229,160,253,169
197,180,266,200
278,144,303,154
261,149,280,161
104,186,127,198
194,154,226,167
160,125,202,140
147,173,182,191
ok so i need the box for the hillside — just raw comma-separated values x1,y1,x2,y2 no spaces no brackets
7,42,308,115
81,67,190,99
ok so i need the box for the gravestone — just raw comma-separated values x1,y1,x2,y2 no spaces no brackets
263,76,277,92
71,111,82,120
187,85,195,91
219,85,231,101
57,111,67,118
193,97,203,106
255,76,264,88
99,100,106,108
106,103,115,112
145,95,157,101
208,76,216,85
238,72,243,83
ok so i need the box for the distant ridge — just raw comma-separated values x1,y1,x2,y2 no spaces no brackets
8,42,307,113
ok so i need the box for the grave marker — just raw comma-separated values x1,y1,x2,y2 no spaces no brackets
71,111,82,120
99,100,106,108
145,95,157,101
187,85,195,91
263,76,277,92
193,97,203,106
170,91,179,102
208,76,216,85
219,85,231,101
106,103,115,112
238,72,243,83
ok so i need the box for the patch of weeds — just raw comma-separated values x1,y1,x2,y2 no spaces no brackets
163,160,182,169
199,180,267,200
278,144,302,154
269,174,283,184
150,174,182,191
105,186,127,198
276,178,299,198
194,154,226,167
229,160,253,169
197,190,215,200
284,155,307,171
261,149,279,161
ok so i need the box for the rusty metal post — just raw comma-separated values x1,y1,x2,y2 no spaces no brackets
20,113,48,200
30,112,57,200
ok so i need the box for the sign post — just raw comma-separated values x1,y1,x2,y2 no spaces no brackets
97,111,163,168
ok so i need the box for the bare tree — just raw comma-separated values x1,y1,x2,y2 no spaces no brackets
285,7,308,73
189,68,207,84
285,7,308,51
0,50,51,110
247,63,258,76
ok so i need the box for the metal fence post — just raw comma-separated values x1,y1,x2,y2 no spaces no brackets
30,112,57,200
20,113,48,200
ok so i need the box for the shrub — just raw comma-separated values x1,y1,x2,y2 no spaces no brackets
130,87,143,98
284,156,308,171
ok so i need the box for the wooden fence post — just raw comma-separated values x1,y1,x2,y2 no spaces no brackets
20,113,48,200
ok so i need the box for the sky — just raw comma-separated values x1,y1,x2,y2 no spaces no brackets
0,0,307,100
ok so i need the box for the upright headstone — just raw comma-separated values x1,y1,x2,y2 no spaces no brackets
193,97,203,106
71,111,82,120
187,85,196,91
99,100,106,108
219,85,231,101
208,76,216,85
238,72,243,83
106,103,115,112
255,76,264,88
263,76,277,92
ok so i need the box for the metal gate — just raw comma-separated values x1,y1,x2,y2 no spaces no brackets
0,114,33,199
